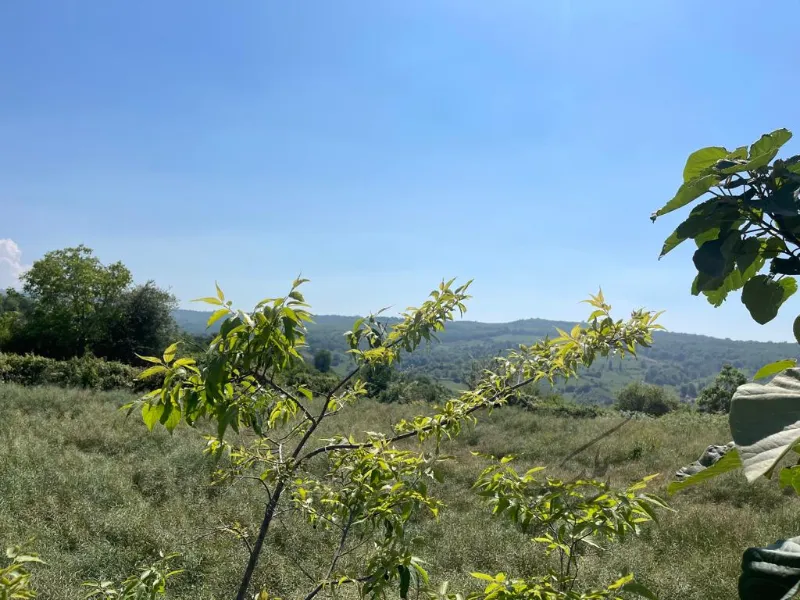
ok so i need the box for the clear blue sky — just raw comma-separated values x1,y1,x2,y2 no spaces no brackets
2,1,799,342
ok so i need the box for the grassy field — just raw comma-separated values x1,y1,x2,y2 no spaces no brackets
2,383,798,599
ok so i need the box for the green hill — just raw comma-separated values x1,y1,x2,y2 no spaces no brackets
172,309,799,404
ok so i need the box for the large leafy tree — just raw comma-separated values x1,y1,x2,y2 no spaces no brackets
20,245,132,358
13,246,177,362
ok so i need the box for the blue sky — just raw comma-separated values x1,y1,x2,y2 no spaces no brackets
2,1,800,342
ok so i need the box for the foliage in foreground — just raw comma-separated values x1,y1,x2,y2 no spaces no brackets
654,126,800,598
114,280,664,600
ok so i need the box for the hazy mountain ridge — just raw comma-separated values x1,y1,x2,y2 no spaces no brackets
172,309,799,404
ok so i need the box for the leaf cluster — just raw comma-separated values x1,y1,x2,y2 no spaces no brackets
653,129,800,325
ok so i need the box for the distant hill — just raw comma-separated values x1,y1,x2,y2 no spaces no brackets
172,309,799,405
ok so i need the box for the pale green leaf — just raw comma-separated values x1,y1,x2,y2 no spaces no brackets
207,309,229,328
215,281,225,301
163,342,179,364
135,354,162,365
667,449,742,494
142,403,164,431
730,368,800,482
754,359,798,380
138,365,167,380
193,296,224,306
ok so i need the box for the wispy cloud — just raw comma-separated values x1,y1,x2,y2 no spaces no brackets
0,239,28,289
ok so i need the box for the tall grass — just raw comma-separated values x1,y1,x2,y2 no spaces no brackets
1,384,796,599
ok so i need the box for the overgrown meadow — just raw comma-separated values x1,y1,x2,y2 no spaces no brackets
2,383,796,600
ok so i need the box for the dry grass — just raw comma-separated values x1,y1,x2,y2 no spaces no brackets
1,383,797,599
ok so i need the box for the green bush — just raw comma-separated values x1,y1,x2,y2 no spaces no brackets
615,381,679,417
0,352,154,391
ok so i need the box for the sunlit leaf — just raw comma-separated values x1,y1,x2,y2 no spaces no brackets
754,359,797,380
667,449,742,494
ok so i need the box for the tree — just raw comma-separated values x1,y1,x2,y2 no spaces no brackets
696,364,747,413
313,348,332,373
615,381,679,416
20,245,132,358
98,282,179,363
10,246,177,363
129,281,663,600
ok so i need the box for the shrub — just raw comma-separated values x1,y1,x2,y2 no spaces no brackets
0,353,155,392
615,381,679,416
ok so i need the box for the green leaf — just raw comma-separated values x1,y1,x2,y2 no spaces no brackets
207,309,229,328
651,173,721,221
398,565,410,599
142,402,164,431
135,354,163,365
193,296,224,306
659,200,738,258
754,359,797,380
730,368,800,482
683,146,729,182
138,365,167,380
779,465,800,495
163,342,179,364
748,128,793,168
667,449,742,494
693,239,728,277
620,580,660,599
794,315,800,344
160,402,181,432
741,275,797,324
215,281,225,301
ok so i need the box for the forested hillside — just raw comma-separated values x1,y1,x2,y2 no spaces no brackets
173,309,798,404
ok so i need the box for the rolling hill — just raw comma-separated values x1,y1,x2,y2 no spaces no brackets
172,309,799,404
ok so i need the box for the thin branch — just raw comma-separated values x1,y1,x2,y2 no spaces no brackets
252,371,316,423
557,416,632,468
298,375,537,464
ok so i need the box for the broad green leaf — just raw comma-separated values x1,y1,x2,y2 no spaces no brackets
160,402,181,433
207,308,229,328
142,402,164,431
667,449,742,494
749,128,793,167
683,146,729,182
163,342,179,364
754,359,798,380
659,199,738,258
741,275,797,324
702,243,765,307
693,239,727,277
794,315,800,344
730,368,800,482
651,173,721,220
138,365,167,380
